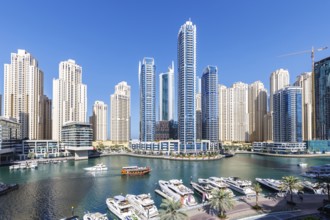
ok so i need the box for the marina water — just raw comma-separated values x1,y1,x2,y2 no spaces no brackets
0,154,330,219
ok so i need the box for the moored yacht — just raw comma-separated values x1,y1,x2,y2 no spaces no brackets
83,212,108,220
106,195,140,220
84,163,108,171
159,179,197,207
197,178,235,198
301,164,330,178
191,181,216,201
302,181,325,195
255,178,282,191
126,194,159,219
224,177,256,197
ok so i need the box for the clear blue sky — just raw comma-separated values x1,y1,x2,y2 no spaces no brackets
0,0,330,139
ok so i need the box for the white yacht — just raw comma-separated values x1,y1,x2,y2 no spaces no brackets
191,181,216,201
9,162,38,170
224,177,256,197
83,212,108,220
126,194,159,219
106,195,140,220
84,163,108,171
301,164,330,178
298,163,308,167
159,179,197,207
197,178,234,198
302,181,325,195
255,178,282,191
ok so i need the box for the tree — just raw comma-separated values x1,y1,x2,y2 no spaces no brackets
280,176,303,204
209,188,235,218
159,199,188,220
253,183,262,209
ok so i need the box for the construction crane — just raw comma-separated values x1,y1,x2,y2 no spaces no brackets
279,46,328,71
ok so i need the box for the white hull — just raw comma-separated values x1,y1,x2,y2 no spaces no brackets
106,197,139,220
225,178,256,196
159,180,181,202
126,194,159,219
256,178,282,191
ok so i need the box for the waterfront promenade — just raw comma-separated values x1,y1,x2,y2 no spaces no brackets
186,194,328,220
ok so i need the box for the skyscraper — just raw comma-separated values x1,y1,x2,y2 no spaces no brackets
52,59,87,141
42,95,52,139
0,94,2,116
248,81,267,142
294,72,312,141
110,81,130,143
139,58,156,142
196,93,202,141
273,86,302,142
4,49,45,139
202,66,219,144
178,20,196,148
219,82,249,142
92,101,108,141
159,62,175,121
269,69,290,140
314,57,330,140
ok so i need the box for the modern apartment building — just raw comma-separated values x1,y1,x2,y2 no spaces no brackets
4,49,45,140
52,59,87,141
159,62,175,121
273,86,302,142
248,81,267,142
92,101,108,141
110,81,131,143
294,72,312,141
139,58,156,142
196,93,202,141
314,56,330,140
177,20,197,148
201,66,219,144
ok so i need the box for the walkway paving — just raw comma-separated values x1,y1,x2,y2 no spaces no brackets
186,194,328,220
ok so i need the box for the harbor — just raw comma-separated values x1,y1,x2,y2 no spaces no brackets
0,154,330,219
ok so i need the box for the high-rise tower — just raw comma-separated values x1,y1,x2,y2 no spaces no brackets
4,49,45,139
159,62,175,121
110,82,131,143
177,20,197,149
92,101,108,141
201,66,219,144
139,58,156,142
52,59,87,141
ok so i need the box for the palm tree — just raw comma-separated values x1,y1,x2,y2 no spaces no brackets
159,199,188,220
253,183,262,208
209,188,235,218
280,176,303,203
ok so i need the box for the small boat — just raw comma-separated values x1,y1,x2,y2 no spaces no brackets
106,195,141,220
83,212,108,220
84,163,108,171
298,163,308,167
126,194,159,219
121,166,151,175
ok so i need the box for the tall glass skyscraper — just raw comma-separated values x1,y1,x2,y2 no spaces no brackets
202,66,219,144
273,86,302,142
159,62,175,121
139,58,156,142
314,56,330,140
177,20,196,149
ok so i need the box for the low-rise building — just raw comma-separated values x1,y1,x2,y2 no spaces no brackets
253,142,306,154
305,140,330,153
0,117,21,164
22,140,69,159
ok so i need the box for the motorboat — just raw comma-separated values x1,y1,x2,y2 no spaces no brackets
301,164,330,178
126,194,159,219
159,179,197,207
191,181,216,201
302,181,325,195
84,163,108,171
9,161,37,170
298,163,308,167
207,177,229,189
255,178,282,191
83,212,108,220
196,178,234,199
106,195,140,220
224,177,256,197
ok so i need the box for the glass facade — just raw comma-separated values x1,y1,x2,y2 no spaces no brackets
139,58,156,142
178,20,196,147
273,86,302,142
61,122,93,148
0,117,21,150
314,57,330,140
202,66,219,144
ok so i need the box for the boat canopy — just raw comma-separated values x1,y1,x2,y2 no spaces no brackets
114,195,126,201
